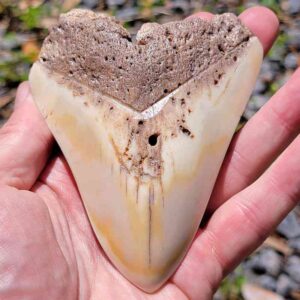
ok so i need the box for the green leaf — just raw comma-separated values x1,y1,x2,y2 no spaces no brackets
18,4,50,30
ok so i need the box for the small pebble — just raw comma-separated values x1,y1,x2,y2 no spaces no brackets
258,275,278,291
276,274,299,296
286,0,300,14
107,0,126,7
287,28,300,50
288,237,300,254
260,60,276,82
81,0,100,8
170,0,192,14
213,290,223,300
242,283,285,300
252,79,267,95
243,107,256,120
284,255,300,283
116,7,139,21
284,53,298,69
252,95,269,110
249,249,282,277
277,211,300,239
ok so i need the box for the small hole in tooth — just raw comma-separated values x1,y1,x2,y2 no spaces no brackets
218,44,224,52
148,134,159,146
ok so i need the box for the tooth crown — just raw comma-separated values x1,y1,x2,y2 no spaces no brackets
38,9,252,112
29,9,263,292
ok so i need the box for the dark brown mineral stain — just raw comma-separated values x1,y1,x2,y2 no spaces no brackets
148,183,154,266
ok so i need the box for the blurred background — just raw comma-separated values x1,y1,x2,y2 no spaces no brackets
0,0,299,299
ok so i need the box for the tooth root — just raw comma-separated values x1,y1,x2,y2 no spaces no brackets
29,34,262,291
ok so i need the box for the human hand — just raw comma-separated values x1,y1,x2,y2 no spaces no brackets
0,6,299,300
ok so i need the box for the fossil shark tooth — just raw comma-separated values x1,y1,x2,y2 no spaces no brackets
29,9,263,292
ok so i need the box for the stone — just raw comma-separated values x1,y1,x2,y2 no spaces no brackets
260,59,276,82
81,0,100,9
287,0,300,15
289,237,300,254
106,0,126,7
116,7,139,21
249,249,282,277
244,98,258,119
258,275,278,291
252,79,267,95
284,255,300,283
0,33,33,51
252,95,268,110
170,0,192,14
284,53,298,70
276,274,299,297
244,107,257,120
213,290,224,300
29,9,263,292
287,28,300,50
277,211,300,239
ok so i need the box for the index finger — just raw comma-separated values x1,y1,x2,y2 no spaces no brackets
239,6,279,55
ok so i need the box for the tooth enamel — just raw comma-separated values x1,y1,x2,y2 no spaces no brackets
29,9,263,292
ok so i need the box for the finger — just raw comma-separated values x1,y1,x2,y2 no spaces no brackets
0,82,53,189
208,67,300,213
187,11,213,21
173,135,300,299
239,6,279,54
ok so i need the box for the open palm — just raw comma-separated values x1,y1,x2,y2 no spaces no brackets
0,7,299,300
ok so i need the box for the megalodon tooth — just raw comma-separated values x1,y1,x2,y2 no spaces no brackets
29,9,263,292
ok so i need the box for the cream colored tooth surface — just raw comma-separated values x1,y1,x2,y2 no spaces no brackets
29,9,263,292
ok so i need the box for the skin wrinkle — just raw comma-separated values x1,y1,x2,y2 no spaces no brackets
0,95,53,189
34,184,79,296
37,163,97,300
265,156,300,205
0,186,75,300
192,231,224,296
226,144,254,182
232,197,269,248
35,178,92,300
170,230,222,300
268,101,298,134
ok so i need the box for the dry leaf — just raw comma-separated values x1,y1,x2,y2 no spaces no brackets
62,0,81,11
18,0,43,10
40,17,58,30
0,90,16,110
22,40,40,62
263,235,293,256
291,290,300,300
242,283,284,300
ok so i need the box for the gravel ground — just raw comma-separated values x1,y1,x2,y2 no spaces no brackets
0,0,299,299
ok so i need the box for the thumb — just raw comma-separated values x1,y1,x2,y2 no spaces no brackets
0,82,54,190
